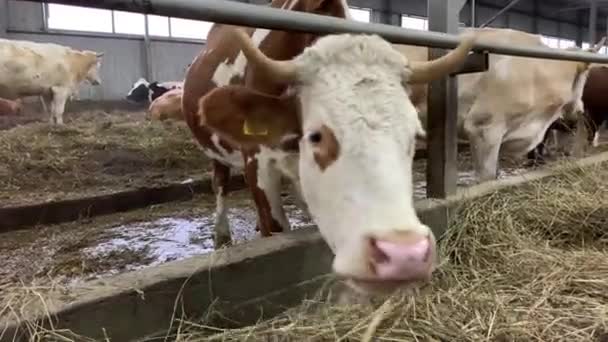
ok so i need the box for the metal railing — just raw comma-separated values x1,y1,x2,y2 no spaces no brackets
19,0,608,64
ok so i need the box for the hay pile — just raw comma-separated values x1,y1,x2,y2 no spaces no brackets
0,110,210,206
171,161,608,341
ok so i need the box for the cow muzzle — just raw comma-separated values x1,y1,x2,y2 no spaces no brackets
334,231,437,295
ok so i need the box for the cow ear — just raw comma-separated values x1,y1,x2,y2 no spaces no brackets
198,85,301,150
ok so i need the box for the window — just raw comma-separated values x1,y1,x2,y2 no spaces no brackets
541,36,560,48
114,11,145,35
558,39,576,49
349,7,371,22
148,15,170,37
401,15,428,31
47,4,113,33
169,17,213,40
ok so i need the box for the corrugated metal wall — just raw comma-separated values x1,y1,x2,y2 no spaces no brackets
1,0,602,100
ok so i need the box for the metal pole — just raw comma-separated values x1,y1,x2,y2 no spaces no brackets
479,0,522,28
589,0,598,44
0,0,8,37
20,0,608,64
143,14,152,80
471,0,476,27
423,0,466,237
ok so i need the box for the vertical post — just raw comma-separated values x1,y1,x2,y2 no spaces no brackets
0,0,8,37
471,0,476,27
371,0,400,26
424,0,465,236
589,0,597,44
532,0,539,34
143,14,153,80
576,9,583,47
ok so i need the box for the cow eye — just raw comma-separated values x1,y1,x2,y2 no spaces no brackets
308,131,322,144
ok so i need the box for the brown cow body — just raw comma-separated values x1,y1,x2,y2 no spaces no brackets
182,0,351,247
0,98,21,116
148,88,183,121
582,65,608,147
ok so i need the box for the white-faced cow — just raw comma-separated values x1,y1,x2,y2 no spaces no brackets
193,23,477,294
126,78,183,104
182,0,356,251
0,39,103,125
395,28,604,181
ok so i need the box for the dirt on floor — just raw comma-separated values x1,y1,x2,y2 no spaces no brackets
0,109,212,207
0,188,311,288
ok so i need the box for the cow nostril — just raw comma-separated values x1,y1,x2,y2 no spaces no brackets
368,237,389,264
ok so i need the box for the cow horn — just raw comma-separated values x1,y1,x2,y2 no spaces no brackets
407,33,478,84
591,36,607,52
230,27,297,83
96,52,105,57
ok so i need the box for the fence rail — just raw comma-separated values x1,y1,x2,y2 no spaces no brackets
21,0,608,64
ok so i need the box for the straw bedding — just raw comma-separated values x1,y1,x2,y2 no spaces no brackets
2,160,607,342
170,161,608,342
0,110,210,207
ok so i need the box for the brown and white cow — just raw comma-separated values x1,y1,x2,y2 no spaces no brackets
0,38,103,125
197,27,477,294
0,98,21,116
148,88,184,121
395,28,604,181
183,0,355,249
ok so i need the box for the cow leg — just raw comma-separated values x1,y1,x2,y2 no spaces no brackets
212,160,232,248
244,155,289,237
592,121,606,147
50,87,69,125
40,94,54,124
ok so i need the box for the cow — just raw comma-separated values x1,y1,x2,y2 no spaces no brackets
583,66,608,147
182,0,356,252
196,27,477,295
126,78,183,104
0,98,22,116
0,39,103,125
526,64,608,165
148,88,184,121
394,28,604,181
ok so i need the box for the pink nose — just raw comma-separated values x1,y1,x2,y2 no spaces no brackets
368,233,434,281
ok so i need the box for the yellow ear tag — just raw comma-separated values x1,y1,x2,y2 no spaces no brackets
243,119,269,136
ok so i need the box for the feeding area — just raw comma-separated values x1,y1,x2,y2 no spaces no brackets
2,156,608,342
3,0,608,341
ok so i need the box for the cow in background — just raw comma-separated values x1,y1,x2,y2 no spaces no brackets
527,64,608,165
0,38,103,125
394,28,605,181
126,78,183,104
0,98,21,116
148,88,184,121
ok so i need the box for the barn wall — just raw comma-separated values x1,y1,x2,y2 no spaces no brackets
3,0,606,101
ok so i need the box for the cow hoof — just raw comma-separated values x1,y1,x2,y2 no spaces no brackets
214,234,232,249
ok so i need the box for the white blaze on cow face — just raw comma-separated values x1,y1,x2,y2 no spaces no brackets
199,29,477,295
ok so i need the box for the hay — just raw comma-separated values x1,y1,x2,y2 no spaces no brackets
0,110,210,207
166,161,608,342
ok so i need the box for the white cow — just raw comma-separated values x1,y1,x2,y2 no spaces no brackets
0,39,103,124
394,28,605,181
197,27,478,295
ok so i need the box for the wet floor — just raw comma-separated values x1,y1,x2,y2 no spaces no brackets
0,153,543,286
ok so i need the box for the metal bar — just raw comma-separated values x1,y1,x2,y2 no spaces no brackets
478,0,523,28
424,0,464,236
18,0,608,64
471,0,476,27
590,0,598,44
143,13,152,80
0,0,8,36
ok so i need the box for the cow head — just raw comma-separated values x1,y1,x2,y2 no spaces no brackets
82,50,104,86
126,78,151,103
199,28,477,295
